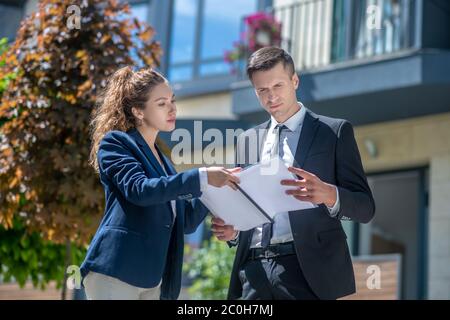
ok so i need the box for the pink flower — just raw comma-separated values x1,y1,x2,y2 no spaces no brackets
224,12,282,72
244,12,267,25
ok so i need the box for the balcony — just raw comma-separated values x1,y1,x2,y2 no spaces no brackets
232,0,450,125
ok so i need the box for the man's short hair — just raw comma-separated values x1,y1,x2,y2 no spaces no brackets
246,47,295,81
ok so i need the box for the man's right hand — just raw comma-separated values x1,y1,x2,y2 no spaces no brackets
206,167,241,190
211,217,238,241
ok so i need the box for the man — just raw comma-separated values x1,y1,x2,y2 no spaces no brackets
212,47,375,300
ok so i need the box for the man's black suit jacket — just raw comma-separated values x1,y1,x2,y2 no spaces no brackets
228,108,375,300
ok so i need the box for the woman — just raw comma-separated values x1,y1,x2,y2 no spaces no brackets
80,66,240,300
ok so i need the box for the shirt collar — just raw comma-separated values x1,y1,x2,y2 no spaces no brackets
269,102,306,133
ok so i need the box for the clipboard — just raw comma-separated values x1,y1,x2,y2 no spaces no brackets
199,156,315,231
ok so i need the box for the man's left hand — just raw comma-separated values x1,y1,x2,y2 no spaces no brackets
281,167,337,207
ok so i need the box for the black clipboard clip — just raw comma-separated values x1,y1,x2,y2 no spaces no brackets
231,182,274,224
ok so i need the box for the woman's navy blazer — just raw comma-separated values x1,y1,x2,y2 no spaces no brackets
80,129,209,299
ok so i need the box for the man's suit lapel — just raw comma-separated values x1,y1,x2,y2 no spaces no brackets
240,108,320,252
249,109,321,168
293,109,320,169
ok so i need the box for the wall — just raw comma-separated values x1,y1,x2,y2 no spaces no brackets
176,93,236,120
355,111,450,299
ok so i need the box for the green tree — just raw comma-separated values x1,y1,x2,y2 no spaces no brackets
0,38,16,98
0,0,161,297
0,0,161,244
0,216,86,290
0,36,86,295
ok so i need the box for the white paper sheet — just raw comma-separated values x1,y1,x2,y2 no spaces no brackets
200,157,316,231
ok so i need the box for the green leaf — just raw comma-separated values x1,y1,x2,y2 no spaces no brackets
20,250,29,262
20,236,30,248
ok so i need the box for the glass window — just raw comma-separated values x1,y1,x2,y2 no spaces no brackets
169,0,257,82
170,0,198,65
199,61,230,77
0,4,23,41
201,0,255,59
332,0,412,62
170,65,193,82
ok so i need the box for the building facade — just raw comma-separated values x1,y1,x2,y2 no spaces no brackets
1,0,449,299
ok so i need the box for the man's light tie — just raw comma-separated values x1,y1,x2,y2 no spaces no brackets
260,124,287,249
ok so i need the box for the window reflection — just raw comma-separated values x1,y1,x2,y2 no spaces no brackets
169,0,257,82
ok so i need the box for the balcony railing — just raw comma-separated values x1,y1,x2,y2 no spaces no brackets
239,0,416,75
